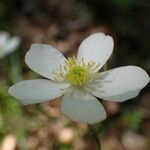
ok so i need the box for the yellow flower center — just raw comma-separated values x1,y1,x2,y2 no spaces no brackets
66,65,88,86
52,56,100,87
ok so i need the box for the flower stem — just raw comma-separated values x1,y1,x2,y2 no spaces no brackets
88,124,101,150
9,50,22,84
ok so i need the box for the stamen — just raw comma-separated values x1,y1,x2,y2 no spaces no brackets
52,56,101,92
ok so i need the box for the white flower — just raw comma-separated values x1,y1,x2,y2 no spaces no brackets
8,33,149,124
0,32,21,59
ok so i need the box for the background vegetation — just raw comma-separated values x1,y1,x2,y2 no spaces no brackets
0,0,149,149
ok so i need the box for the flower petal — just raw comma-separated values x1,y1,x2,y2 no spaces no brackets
25,44,67,79
5,36,21,52
101,90,140,102
8,79,69,105
0,32,9,45
92,66,150,102
77,33,114,70
61,90,106,124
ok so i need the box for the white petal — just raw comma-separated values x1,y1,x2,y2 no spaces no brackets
92,66,150,102
101,90,140,101
25,44,67,79
77,33,114,70
8,79,69,105
0,32,9,45
5,36,21,52
61,90,106,124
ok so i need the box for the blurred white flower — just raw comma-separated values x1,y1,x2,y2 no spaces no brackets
8,33,149,124
0,32,21,59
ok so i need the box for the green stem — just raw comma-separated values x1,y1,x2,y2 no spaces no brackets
9,51,22,84
88,124,101,150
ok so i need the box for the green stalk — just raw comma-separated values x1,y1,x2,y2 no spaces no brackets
88,124,101,150
9,50,22,84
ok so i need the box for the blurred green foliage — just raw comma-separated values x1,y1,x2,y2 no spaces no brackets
0,0,149,149
121,109,142,130
0,87,25,145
